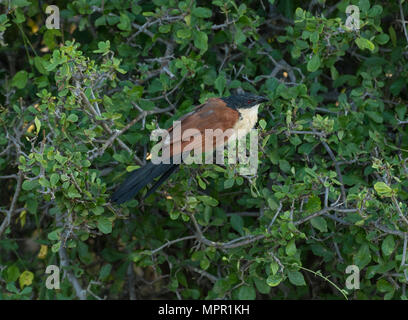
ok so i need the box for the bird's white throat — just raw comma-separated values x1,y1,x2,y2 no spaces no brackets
232,104,259,139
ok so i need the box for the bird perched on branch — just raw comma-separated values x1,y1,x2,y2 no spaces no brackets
110,92,268,204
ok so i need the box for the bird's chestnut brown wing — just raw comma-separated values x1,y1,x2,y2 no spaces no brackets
166,98,239,158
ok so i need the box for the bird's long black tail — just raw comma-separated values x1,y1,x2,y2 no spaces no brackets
110,161,179,204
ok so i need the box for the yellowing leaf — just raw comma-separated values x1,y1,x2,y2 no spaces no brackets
38,245,48,259
19,270,34,289
355,37,375,52
374,182,393,197
267,273,283,287
26,123,35,133
19,210,26,228
27,18,39,34
34,117,41,135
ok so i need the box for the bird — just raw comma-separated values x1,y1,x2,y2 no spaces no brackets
110,92,268,204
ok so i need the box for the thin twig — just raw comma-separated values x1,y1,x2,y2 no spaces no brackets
187,266,219,283
188,213,265,249
321,140,347,206
0,172,23,237
391,195,408,226
151,235,196,254
78,89,143,165
56,212,87,300
399,0,408,44
127,263,137,300
294,206,357,226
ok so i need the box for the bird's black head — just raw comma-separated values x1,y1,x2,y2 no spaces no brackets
221,93,268,110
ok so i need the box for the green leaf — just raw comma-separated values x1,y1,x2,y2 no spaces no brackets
366,111,383,123
304,167,318,178
396,104,407,120
193,31,208,53
39,177,50,188
259,119,267,130
354,244,371,269
234,28,246,45
285,239,297,256
214,74,226,95
94,16,106,27
34,117,41,135
359,0,370,12
99,264,112,280
43,29,61,50
67,114,79,122
390,78,405,96
11,0,31,8
355,37,375,52
224,178,234,189
33,57,47,74
381,235,395,257
253,278,271,294
67,184,81,198
159,24,171,33
192,7,212,18
6,283,19,294
311,216,327,232
92,206,104,215
270,262,279,275
55,153,67,165
93,40,110,55
22,180,37,191
126,165,140,172
12,70,28,89
51,241,61,253
6,265,20,282
375,33,389,45
267,273,283,287
307,54,320,72
48,229,61,241
230,215,244,235
196,176,206,189
305,195,321,213
13,10,25,25
368,5,383,17
191,250,205,262
279,159,291,172
169,211,180,220
237,285,256,300
389,26,397,47
197,195,218,206
200,257,210,270
374,182,393,197
287,270,306,286
176,28,192,39
376,279,394,293
97,216,113,234
117,13,131,31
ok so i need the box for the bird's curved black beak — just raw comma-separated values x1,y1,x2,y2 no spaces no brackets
256,95,268,104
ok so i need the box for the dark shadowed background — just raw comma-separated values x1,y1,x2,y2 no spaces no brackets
0,0,407,300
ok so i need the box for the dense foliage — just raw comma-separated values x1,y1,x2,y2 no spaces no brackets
1,0,408,300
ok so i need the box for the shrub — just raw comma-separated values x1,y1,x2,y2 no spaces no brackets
0,0,407,300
